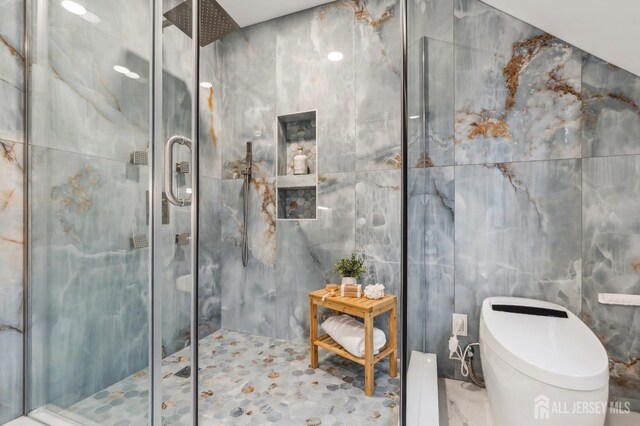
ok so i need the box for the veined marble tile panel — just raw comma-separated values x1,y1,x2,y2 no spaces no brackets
356,118,401,171
29,146,149,408
354,0,402,123
356,169,401,338
407,37,454,168
407,167,455,377
0,140,23,424
199,41,222,179
363,260,401,337
407,37,426,169
275,1,356,174
198,176,222,338
408,0,453,44
454,0,541,54
29,0,154,161
582,156,640,407
454,0,581,164
454,160,582,345
274,172,356,342
582,54,640,158
355,169,401,264
220,177,276,337
221,22,276,179
0,0,23,144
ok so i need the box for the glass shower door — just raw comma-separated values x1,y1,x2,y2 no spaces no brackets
26,0,200,424
151,0,199,424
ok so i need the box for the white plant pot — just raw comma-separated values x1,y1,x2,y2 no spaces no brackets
342,277,357,285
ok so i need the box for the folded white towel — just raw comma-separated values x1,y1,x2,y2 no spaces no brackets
321,315,387,358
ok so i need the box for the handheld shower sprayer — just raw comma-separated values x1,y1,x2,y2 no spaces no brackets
242,141,252,176
241,142,252,267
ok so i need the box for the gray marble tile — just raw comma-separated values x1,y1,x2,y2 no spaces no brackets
454,0,540,54
1,3,24,421
354,0,402,123
220,178,276,337
355,169,401,339
454,0,582,164
221,22,276,179
29,146,150,408
274,173,356,342
582,54,640,158
407,38,426,169
0,328,22,424
355,169,401,264
356,118,401,172
198,177,222,338
408,0,453,44
454,160,582,345
275,1,356,174
0,0,24,144
363,260,401,337
0,140,23,424
0,0,24,142
29,0,154,161
408,38,455,168
582,156,640,405
199,41,222,179
407,167,455,377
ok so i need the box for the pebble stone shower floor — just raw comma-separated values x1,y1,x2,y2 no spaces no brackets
59,329,400,425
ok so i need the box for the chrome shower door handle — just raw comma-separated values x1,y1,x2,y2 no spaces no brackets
164,135,194,207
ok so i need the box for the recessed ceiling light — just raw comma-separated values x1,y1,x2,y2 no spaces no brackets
113,65,130,74
409,115,420,119
125,71,140,80
61,1,87,15
200,81,213,89
81,12,101,24
328,51,343,62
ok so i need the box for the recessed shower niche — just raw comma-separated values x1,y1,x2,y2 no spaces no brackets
276,110,318,220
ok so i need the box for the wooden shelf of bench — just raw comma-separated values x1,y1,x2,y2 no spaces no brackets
314,334,396,365
308,289,398,396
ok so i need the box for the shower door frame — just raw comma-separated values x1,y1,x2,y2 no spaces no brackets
400,0,409,423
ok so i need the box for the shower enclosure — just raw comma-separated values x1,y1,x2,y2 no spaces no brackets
20,0,408,424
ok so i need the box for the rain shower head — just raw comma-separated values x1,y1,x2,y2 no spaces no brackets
163,0,240,46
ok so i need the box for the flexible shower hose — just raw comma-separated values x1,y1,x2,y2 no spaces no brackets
242,173,249,267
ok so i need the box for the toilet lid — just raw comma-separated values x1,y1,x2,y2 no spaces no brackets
480,297,609,391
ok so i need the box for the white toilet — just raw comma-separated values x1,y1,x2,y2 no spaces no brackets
479,297,609,426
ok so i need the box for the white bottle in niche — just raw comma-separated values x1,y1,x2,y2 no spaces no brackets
293,146,308,175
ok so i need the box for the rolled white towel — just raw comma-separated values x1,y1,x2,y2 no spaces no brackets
321,314,386,358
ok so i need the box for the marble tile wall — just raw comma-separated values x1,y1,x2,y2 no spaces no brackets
0,0,24,423
408,0,640,409
214,0,402,342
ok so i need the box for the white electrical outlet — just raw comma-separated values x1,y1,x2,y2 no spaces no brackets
452,314,468,337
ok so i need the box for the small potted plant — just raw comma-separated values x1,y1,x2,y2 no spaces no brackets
335,253,366,285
